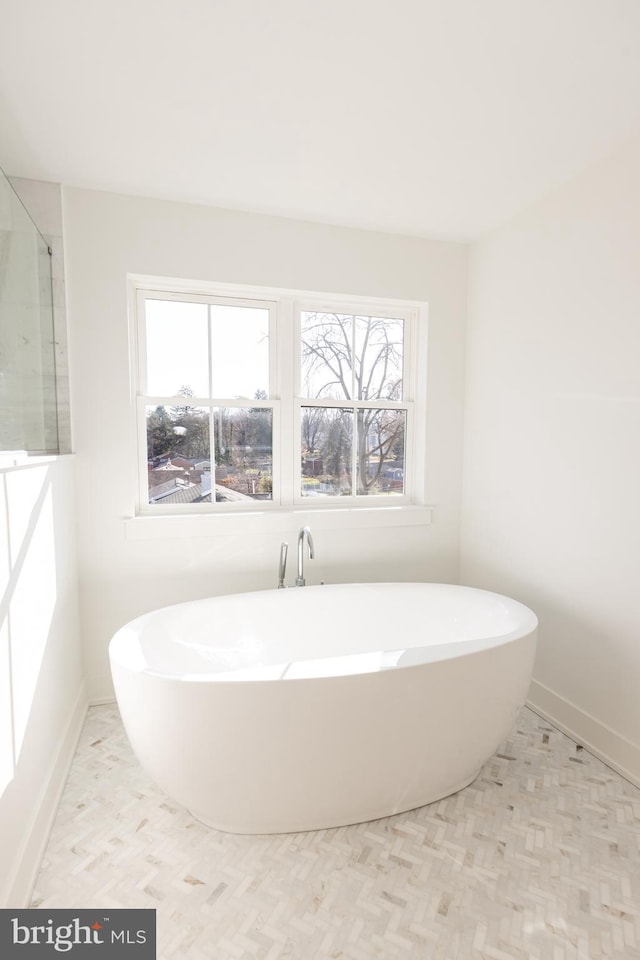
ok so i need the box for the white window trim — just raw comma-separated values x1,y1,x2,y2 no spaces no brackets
126,274,432,535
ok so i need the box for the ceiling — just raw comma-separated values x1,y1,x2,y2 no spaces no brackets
2,0,640,241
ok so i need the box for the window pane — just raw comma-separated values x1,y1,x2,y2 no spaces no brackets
301,312,353,400
146,404,212,504
301,407,353,496
354,316,404,400
356,409,406,496
145,300,209,396
214,407,273,502
211,305,269,399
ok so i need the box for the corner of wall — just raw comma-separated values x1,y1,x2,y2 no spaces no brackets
527,680,640,789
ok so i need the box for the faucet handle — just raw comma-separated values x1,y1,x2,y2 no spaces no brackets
277,541,288,589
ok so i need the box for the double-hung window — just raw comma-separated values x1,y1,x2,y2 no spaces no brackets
132,279,426,515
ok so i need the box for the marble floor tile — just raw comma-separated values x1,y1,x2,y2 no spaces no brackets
31,706,640,959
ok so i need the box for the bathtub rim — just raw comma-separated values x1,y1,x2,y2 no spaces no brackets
109,581,539,685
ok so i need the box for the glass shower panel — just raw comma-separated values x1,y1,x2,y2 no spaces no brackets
0,167,58,454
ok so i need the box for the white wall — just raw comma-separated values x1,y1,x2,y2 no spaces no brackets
0,456,84,906
461,135,640,783
62,188,469,701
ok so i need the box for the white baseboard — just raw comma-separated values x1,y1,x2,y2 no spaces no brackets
4,682,88,907
527,678,640,788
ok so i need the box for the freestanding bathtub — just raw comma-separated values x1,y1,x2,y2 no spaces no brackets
109,582,537,834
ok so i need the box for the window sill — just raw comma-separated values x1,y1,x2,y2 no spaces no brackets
123,504,433,540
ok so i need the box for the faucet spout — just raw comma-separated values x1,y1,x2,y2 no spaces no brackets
295,526,314,586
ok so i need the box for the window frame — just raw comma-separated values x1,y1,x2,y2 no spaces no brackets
129,276,428,519
292,298,419,507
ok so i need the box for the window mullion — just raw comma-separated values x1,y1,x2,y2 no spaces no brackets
351,316,357,496
207,304,213,396
208,307,216,504
279,298,296,505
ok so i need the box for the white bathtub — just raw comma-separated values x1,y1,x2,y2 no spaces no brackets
109,582,537,834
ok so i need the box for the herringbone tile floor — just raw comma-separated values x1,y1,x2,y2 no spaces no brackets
31,705,640,959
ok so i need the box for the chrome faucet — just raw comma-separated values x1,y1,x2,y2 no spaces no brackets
295,526,314,586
